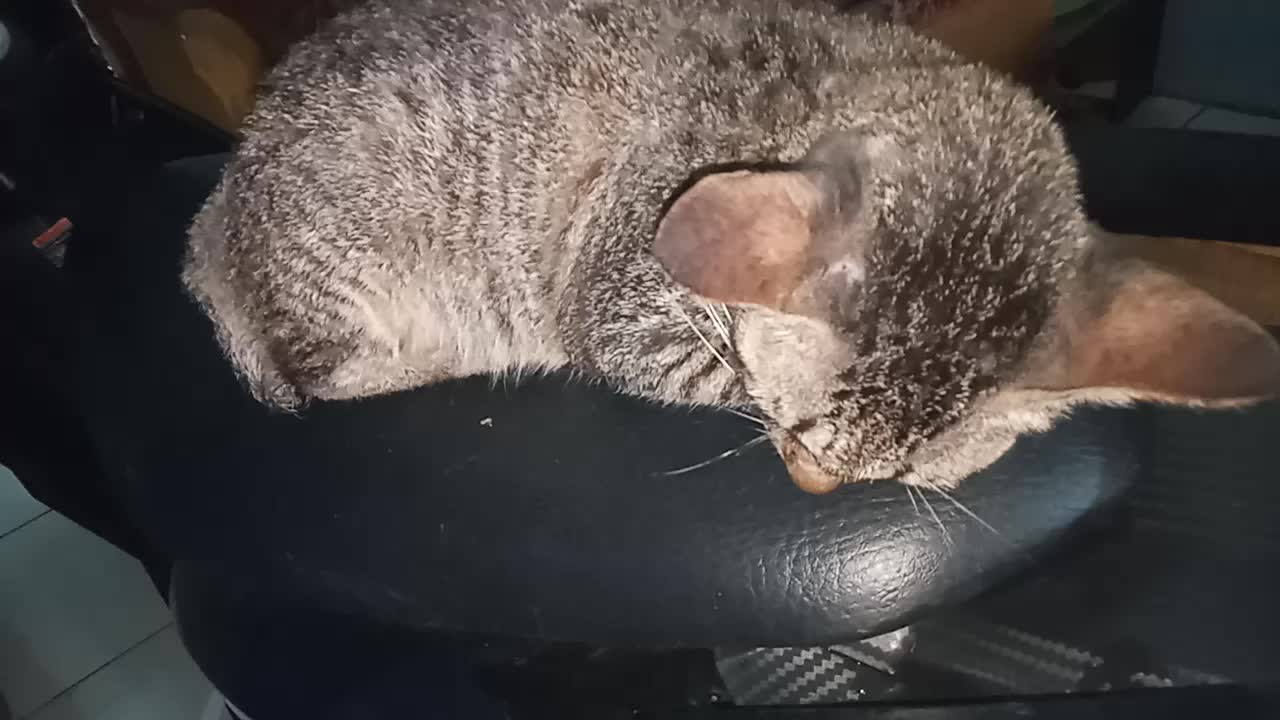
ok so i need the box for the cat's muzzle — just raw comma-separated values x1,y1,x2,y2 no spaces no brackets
777,434,843,495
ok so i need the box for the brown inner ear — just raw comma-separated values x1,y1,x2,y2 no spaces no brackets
653,170,819,308
1050,261,1280,402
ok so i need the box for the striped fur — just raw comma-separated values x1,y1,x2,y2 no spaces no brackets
183,0,1277,493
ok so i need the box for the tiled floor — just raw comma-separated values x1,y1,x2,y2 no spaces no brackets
0,465,218,720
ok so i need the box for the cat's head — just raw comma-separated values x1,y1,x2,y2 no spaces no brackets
653,130,1280,494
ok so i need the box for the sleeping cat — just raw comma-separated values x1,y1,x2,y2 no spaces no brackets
183,0,1280,494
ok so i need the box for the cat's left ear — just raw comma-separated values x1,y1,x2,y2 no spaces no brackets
653,135,877,314
1029,257,1280,404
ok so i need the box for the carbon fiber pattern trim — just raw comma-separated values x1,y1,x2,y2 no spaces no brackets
715,647,867,705
715,628,912,705
911,616,1102,693
715,620,1227,706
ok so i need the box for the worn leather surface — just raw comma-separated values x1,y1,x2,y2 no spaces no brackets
68,155,1139,647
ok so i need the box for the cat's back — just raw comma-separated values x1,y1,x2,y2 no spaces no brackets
223,0,938,196
208,0,647,278
207,0,958,261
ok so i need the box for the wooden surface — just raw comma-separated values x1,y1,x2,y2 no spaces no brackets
915,0,1054,77
1108,234,1280,328
75,0,358,131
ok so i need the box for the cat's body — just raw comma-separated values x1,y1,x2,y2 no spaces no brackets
187,0,986,406
185,0,1280,493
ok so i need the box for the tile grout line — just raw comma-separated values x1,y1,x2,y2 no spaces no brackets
20,622,176,720
0,509,52,544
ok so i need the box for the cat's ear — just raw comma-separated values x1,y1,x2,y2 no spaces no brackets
1032,260,1280,404
653,136,880,312
652,169,825,309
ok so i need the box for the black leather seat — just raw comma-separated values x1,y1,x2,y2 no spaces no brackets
47,126,1280,716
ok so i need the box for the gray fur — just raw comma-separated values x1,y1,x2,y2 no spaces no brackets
183,0,1274,493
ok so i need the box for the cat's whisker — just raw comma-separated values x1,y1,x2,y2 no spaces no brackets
672,301,735,374
715,303,733,335
904,484,920,516
919,490,953,547
715,303,740,361
928,484,1001,537
661,434,769,476
701,302,732,347
724,407,766,427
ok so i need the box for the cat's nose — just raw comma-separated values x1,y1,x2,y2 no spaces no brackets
779,436,842,495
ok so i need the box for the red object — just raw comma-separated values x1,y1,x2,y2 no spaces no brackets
32,218,73,249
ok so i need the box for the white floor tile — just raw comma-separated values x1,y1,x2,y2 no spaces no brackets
0,513,171,716
27,626,212,720
0,465,47,538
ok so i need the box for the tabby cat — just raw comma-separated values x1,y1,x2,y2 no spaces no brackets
183,0,1280,493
